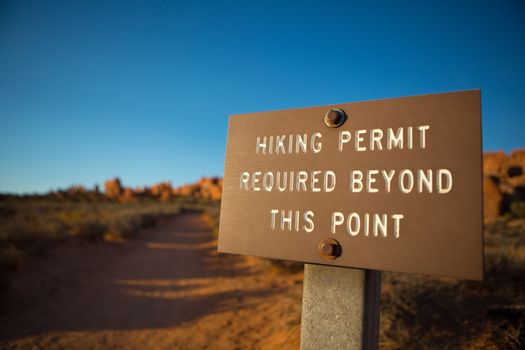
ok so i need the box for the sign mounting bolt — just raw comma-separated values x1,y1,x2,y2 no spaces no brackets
318,238,342,260
324,108,347,128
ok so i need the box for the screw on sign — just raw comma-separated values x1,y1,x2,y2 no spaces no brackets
324,108,347,128
218,91,483,349
318,238,342,260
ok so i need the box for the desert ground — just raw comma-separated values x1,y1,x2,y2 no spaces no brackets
0,211,303,350
2,208,524,349
1,149,524,349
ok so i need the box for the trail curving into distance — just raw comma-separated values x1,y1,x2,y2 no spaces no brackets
0,211,302,350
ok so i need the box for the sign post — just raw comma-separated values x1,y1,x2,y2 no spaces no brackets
218,90,483,349
301,266,381,350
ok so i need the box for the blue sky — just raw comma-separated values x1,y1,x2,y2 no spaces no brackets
1,0,524,193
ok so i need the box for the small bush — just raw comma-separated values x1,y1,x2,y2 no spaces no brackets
70,220,108,240
510,201,525,218
0,245,24,270
138,214,157,229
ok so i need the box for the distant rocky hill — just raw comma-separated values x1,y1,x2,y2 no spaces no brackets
44,177,222,203
15,148,525,221
483,148,525,220
102,177,223,203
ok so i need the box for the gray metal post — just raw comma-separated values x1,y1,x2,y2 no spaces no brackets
300,264,381,350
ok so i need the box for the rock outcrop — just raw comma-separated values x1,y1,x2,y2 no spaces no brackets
483,148,525,221
151,181,173,202
104,178,123,199
57,148,525,219
120,188,136,203
196,177,223,200
172,177,222,201
98,177,223,202
508,149,525,188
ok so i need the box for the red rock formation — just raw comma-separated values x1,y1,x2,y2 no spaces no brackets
66,185,87,195
508,148,525,187
197,177,222,200
483,148,525,220
151,181,172,196
151,181,173,202
510,148,525,167
120,188,136,203
172,177,222,201
104,178,123,199
483,151,510,178
173,185,193,197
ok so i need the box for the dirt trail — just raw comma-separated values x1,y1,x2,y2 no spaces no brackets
0,211,303,350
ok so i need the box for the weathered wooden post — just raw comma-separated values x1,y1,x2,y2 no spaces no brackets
218,90,484,349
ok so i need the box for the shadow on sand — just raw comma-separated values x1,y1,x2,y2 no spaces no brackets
0,212,282,341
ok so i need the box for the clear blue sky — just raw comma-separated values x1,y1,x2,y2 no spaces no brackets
1,0,524,193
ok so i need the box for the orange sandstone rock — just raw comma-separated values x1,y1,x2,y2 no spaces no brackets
483,151,510,178
104,178,123,199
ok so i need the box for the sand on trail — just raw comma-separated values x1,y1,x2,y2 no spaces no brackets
0,211,303,350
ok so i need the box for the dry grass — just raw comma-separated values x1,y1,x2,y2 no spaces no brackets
3,193,523,348
380,217,525,349
200,202,525,348
0,196,186,290
198,200,221,237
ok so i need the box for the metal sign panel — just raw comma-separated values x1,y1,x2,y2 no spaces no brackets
218,90,483,280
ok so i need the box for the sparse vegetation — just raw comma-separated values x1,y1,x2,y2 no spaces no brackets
192,199,221,237
200,202,525,347
510,201,525,219
2,167,524,348
199,202,524,347
0,196,187,290
0,174,224,294
380,217,525,349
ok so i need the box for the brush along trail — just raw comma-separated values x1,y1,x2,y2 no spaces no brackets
0,211,303,350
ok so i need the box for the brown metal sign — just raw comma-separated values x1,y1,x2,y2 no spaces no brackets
218,90,483,280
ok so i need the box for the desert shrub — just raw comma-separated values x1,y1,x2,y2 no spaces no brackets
189,200,221,237
105,213,154,240
138,213,156,229
0,245,24,270
105,216,134,240
0,244,26,295
205,204,221,237
510,201,525,218
70,219,108,240
486,246,525,285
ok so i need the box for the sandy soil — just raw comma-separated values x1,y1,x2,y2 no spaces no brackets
0,211,303,350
